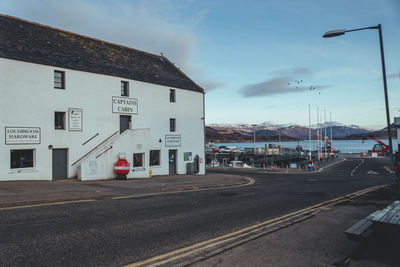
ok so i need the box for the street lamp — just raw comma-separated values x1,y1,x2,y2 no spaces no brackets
251,124,257,154
323,24,394,171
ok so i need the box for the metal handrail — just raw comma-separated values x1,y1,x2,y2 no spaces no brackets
71,130,119,166
82,133,99,146
96,146,113,159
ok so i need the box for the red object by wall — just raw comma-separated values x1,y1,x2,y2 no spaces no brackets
114,158,130,176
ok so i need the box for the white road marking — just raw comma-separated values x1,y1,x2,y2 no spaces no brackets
351,159,365,176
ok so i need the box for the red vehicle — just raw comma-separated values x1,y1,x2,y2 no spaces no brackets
363,136,390,156
212,147,220,153
316,135,335,156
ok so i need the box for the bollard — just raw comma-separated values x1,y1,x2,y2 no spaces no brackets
149,169,152,178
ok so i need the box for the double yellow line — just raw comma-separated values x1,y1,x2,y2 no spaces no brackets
127,183,387,267
0,177,255,211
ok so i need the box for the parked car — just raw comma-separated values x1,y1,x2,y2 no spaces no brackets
209,159,220,167
229,161,244,168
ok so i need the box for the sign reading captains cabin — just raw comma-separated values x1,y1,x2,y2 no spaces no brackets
112,96,138,114
5,127,41,145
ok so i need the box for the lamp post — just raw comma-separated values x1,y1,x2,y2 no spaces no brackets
251,124,257,154
323,24,394,171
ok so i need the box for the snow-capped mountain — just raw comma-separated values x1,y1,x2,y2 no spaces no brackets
205,122,373,142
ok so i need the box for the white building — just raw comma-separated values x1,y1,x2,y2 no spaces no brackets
0,14,205,181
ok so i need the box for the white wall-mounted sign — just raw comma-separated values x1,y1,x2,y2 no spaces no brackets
184,152,192,161
5,127,41,145
68,108,83,131
112,96,138,114
165,135,181,147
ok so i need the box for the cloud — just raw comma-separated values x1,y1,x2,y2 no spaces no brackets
240,67,329,97
1,0,201,76
198,80,226,92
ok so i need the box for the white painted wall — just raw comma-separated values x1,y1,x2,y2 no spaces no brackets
79,129,153,180
0,58,205,181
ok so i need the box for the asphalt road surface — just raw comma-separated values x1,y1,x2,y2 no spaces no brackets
0,157,391,266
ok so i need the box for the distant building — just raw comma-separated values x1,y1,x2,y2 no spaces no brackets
0,14,205,181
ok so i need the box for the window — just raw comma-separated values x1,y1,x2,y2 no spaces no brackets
55,112,66,129
54,70,65,89
170,89,176,102
133,153,144,167
149,150,160,166
121,81,129,96
10,149,34,169
170,118,176,132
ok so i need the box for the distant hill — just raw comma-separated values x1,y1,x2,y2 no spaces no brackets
206,122,376,143
278,125,316,140
205,125,298,143
342,127,397,140
329,125,371,138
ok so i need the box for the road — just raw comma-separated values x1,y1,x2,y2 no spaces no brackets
0,157,391,266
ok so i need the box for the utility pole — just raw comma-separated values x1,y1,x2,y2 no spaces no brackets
330,112,333,156
309,104,311,160
324,109,327,159
317,107,320,163
251,124,257,155
323,24,395,192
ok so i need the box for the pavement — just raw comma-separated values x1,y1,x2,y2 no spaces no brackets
191,186,399,267
0,173,251,208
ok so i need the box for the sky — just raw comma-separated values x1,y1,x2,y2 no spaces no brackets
1,0,400,130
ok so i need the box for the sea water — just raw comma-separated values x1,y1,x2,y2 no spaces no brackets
216,139,398,154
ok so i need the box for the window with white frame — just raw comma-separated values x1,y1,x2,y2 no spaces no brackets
133,153,144,168
54,70,65,89
55,112,66,129
10,149,35,169
149,150,160,166
170,89,176,102
121,81,129,96
170,118,176,132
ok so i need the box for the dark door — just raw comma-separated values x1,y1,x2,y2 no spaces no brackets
52,149,68,180
169,150,177,174
120,115,130,133
194,155,199,173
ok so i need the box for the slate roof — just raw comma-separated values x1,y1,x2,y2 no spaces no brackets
0,14,203,93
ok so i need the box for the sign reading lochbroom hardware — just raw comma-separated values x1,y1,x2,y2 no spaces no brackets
112,96,138,114
5,127,41,145
165,135,181,147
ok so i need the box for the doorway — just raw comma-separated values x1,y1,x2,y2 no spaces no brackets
52,148,68,180
120,115,131,133
169,150,177,174
194,154,200,173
